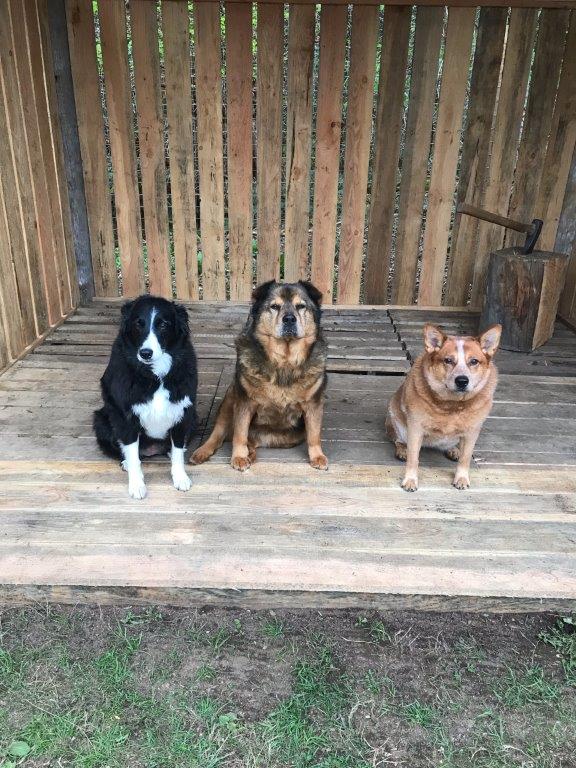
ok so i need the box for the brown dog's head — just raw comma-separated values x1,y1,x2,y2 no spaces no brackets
422,323,501,398
250,280,322,342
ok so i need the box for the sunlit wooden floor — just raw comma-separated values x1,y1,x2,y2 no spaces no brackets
1,302,575,611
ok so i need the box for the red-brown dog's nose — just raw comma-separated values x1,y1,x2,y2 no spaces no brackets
455,375,469,391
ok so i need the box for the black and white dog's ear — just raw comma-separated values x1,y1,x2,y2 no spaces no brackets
120,300,134,331
174,303,190,336
298,280,323,307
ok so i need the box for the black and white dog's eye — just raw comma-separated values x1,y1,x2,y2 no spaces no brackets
135,318,146,329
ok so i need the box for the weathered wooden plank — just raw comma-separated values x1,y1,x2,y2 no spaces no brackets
536,14,576,251
310,4,347,303
558,148,576,323
195,0,576,7
445,7,507,305
162,0,199,300
131,0,172,297
10,0,63,326
66,0,117,298
0,178,26,361
418,7,475,306
506,9,570,248
0,2,48,337
391,7,443,304
226,2,254,301
470,9,538,306
37,0,78,309
364,6,411,304
336,4,379,304
98,0,144,296
284,4,315,283
256,3,283,283
194,2,226,300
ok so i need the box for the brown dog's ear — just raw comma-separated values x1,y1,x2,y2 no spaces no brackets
251,280,277,304
479,324,502,357
298,280,323,307
423,324,446,353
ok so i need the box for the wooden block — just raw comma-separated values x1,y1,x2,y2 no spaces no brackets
480,248,571,351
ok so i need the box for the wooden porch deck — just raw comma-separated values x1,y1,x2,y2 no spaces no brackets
1,303,576,612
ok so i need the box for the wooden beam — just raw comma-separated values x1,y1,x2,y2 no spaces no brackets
46,0,94,305
194,0,576,7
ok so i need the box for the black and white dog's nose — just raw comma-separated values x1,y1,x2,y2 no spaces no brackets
455,375,469,391
139,347,153,361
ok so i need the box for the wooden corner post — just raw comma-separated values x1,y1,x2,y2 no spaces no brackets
47,0,95,305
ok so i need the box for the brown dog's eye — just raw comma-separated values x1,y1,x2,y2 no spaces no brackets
295,303,306,311
469,358,479,366
443,357,454,365
270,304,281,311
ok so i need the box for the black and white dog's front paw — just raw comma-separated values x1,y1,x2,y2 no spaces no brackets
171,465,192,492
128,471,147,499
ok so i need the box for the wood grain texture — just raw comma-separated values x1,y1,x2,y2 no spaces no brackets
391,7,443,304
364,6,411,304
99,0,144,296
0,2,48,338
194,2,226,300
336,4,379,304
470,9,538,307
131,0,172,298
195,0,576,7
226,2,254,301
66,0,117,298
24,0,72,317
536,14,576,252
284,4,315,283
418,7,475,306
506,9,570,247
558,147,576,323
0,171,26,359
446,7,507,306
310,4,347,303
10,0,62,325
36,0,78,310
256,3,283,283
162,0,199,300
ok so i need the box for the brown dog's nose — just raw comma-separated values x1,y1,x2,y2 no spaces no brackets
455,375,469,391
283,313,296,325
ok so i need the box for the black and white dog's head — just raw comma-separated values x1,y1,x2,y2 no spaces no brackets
120,295,190,377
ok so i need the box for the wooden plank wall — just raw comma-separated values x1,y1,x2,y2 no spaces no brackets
0,0,77,373
63,1,576,308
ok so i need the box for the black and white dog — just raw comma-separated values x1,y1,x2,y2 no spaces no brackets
94,295,198,499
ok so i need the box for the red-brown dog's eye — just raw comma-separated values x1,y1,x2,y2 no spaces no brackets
469,358,479,366
444,357,454,365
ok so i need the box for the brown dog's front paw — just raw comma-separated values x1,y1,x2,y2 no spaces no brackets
231,455,251,472
395,443,407,462
453,474,470,490
445,447,460,462
310,454,329,471
190,446,212,465
401,476,418,492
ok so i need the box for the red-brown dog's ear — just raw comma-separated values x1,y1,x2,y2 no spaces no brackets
423,324,446,353
479,324,502,357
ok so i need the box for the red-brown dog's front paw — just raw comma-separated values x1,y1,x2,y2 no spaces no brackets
231,455,251,472
310,453,329,471
189,446,212,465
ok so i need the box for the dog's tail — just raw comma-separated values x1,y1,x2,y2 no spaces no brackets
93,407,122,459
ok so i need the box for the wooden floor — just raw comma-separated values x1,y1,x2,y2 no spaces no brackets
1,302,576,611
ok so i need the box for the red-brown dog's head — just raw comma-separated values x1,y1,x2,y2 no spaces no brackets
422,324,501,398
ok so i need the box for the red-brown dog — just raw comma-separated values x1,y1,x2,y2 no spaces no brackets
386,323,501,491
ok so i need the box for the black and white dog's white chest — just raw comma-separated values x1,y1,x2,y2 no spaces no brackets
132,383,192,440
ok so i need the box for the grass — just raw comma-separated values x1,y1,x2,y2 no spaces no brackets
0,608,575,767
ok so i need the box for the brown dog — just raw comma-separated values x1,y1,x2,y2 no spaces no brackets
191,280,328,471
386,323,501,491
